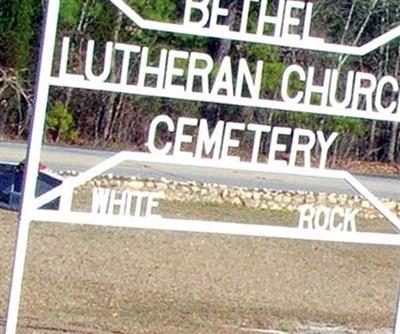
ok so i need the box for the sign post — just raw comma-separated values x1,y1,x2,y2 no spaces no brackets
4,0,60,333
4,0,400,333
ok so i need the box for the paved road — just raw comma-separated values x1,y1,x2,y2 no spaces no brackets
1,141,400,200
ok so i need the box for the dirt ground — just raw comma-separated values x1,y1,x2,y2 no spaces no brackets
1,201,400,334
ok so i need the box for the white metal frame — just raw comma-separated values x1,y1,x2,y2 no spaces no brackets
4,1,400,333
109,0,400,56
50,75,400,123
34,151,400,236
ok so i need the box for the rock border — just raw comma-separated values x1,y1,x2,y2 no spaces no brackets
60,171,400,220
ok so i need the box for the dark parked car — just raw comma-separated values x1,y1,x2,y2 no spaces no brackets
0,162,62,211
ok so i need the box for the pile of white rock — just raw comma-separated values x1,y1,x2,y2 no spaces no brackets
59,172,400,220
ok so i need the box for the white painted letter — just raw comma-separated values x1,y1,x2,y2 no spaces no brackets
343,208,358,232
375,76,399,114
281,65,306,104
184,0,210,28
91,188,111,215
314,206,330,230
114,43,141,85
195,119,225,159
329,207,344,231
221,122,246,162
317,131,338,169
165,50,189,93
304,67,331,107
138,47,168,89
210,0,230,32
268,127,291,167
257,0,285,37
59,37,85,81
329,70,354,109
351,72,377,112
289,128,316,168
145,193,164,218
107,190,127,215
85,40,113,82
186,52,214,94
282,0,304,42
211,56,234,97
248,123,271,164
147,115,175,155
235,59,263,99
298,204,315,229
173,117,199,158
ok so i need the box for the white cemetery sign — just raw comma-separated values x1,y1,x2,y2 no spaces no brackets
4,0,400,333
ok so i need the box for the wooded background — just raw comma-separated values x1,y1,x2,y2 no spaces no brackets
0,0,399,165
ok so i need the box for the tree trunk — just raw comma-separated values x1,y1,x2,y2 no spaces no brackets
368,1,386,160
388,43,400,162
101,11,123,143
338,0,378,70
203,0,237,125
64,0,93,117
388,122,399,162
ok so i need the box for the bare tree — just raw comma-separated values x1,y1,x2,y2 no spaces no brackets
387,42,400,162
0,66,32,136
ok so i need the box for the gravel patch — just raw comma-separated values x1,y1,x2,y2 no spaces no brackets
1,202,400,333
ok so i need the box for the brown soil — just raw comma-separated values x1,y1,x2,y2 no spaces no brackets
1,202,400,334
